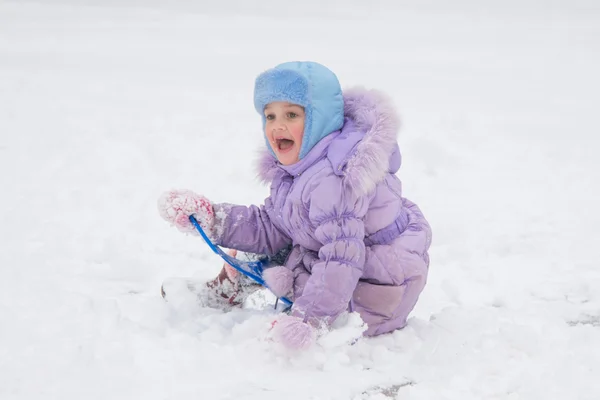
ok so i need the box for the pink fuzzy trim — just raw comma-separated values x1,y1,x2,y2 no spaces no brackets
256,148,280,185
341,88,400,196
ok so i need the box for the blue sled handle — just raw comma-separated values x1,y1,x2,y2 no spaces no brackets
189,215,293,307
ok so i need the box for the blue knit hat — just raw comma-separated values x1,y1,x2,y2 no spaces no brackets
253,61,344,160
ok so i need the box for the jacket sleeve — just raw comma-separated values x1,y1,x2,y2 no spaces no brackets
213,196,292,256
291,174,370,327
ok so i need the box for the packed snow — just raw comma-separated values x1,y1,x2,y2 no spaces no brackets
1,1,599,399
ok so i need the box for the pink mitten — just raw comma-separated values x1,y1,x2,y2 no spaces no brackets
263,266,294,298
271,314,316,350
158,189,215,236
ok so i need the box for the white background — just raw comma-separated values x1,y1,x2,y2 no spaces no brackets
1,1,599,399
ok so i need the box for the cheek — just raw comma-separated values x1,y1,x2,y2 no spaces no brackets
291,122,305,143
264,124,274,141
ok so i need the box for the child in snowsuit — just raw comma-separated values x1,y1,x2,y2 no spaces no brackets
158,61,432,349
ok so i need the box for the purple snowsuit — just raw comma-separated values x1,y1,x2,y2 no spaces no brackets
214,88,432,336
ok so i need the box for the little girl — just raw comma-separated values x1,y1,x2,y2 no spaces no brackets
158,61,432,349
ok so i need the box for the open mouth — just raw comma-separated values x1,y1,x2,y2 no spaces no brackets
275,138,295,152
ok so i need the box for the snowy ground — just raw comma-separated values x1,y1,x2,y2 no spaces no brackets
1,1,600,399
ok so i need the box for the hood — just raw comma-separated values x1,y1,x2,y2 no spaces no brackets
257,87,401,197
254,61,344,159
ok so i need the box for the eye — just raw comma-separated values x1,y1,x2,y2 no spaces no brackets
287,112,298,119
265,113,275,121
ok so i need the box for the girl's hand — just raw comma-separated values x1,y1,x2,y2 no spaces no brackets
262,266,294,298
158,189,215,236
270,314,317,350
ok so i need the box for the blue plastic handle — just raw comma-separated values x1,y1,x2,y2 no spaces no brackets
189,215,292,306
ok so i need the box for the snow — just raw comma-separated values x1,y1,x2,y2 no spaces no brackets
1,0,599,398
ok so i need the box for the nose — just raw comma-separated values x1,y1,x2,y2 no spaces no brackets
272,121,286,132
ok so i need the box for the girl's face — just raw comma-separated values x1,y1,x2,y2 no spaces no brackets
264,102,305,165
